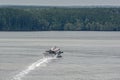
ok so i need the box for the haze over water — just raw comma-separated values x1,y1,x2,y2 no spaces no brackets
0,31,120,80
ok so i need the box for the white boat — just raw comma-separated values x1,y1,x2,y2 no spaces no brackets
43,49,63,58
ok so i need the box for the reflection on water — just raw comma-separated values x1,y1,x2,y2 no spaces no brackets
0,31,120,80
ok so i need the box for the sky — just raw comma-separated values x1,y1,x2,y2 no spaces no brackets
0,0,120,6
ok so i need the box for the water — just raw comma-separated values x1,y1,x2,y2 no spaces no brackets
0,31,120,80
11,57,58,80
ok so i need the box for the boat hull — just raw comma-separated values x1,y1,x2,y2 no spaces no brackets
43,51,63,58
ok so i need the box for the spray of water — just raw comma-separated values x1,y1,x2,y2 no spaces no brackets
11,56,57,80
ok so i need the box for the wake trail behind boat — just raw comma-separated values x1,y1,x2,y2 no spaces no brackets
11,56,57,80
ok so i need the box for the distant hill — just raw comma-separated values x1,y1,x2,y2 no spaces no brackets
0,6,120,31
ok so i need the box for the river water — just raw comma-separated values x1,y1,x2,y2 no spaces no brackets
0,31,120,80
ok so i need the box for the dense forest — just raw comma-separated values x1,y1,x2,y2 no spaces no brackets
0,6,120,31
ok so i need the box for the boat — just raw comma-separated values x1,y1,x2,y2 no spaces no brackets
43,49,63,58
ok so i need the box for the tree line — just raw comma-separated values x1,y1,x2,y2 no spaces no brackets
0,7,120,31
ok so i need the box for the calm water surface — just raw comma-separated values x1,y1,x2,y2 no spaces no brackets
0,31,120,80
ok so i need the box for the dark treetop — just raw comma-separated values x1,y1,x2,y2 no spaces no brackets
0,6,120,31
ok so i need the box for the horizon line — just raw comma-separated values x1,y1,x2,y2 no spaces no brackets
0,4,120,8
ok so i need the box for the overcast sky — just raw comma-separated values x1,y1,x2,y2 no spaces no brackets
0,0,120,6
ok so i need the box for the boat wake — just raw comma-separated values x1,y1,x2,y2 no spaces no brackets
11,56,57,80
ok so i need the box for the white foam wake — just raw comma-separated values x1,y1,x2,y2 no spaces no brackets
11,56,57,80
